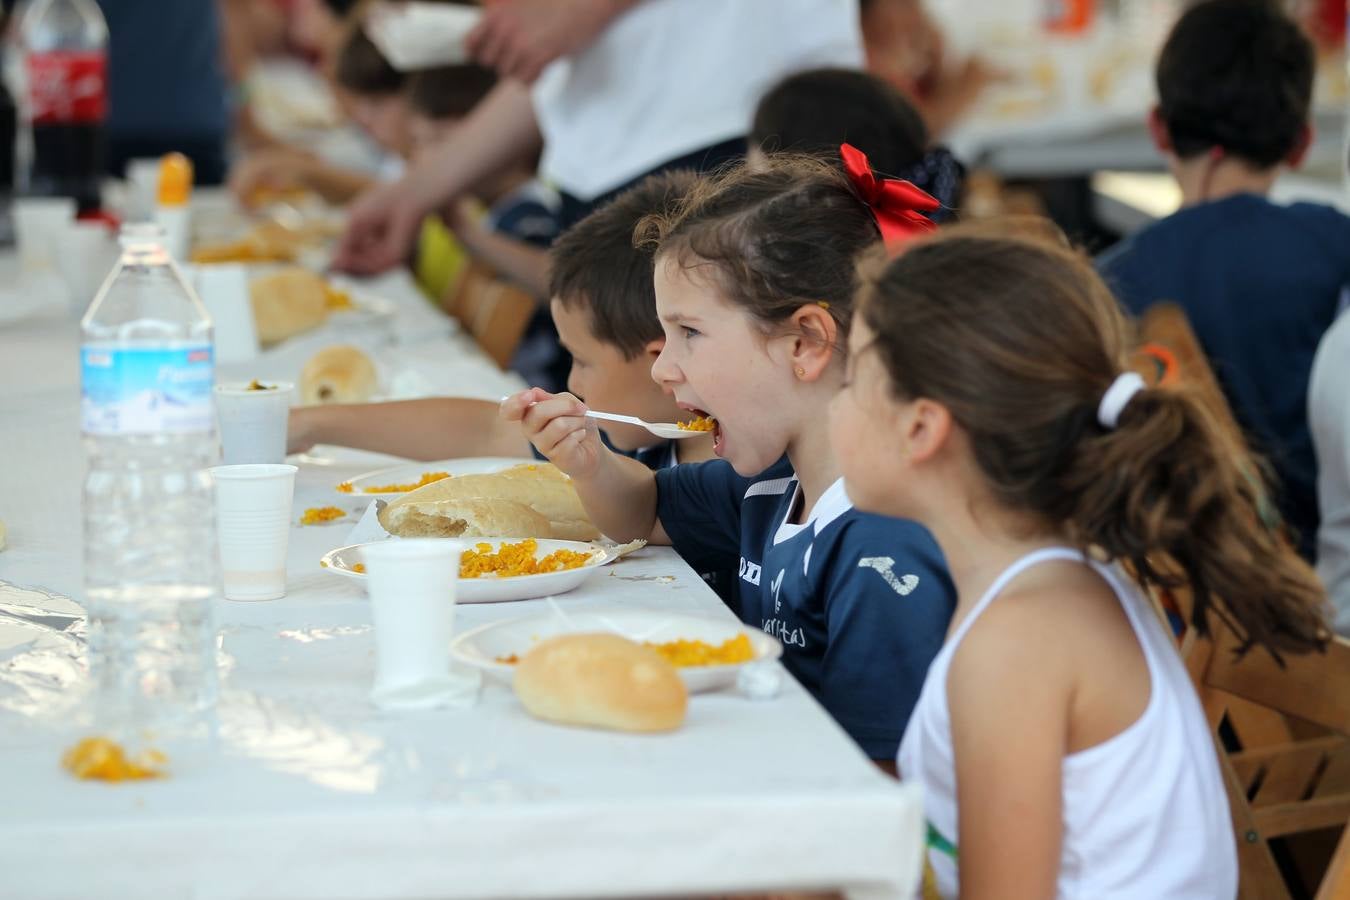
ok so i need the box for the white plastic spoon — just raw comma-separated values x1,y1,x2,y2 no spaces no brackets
583,409,712,440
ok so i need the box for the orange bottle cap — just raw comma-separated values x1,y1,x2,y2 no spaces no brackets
157,152,194,206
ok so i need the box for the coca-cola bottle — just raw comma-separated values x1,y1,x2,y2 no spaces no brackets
18,0,106,214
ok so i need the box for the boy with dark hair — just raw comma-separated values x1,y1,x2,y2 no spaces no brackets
288,169,713,472
1098,0,1350,560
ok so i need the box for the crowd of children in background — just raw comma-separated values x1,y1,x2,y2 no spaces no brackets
232,0,1350,894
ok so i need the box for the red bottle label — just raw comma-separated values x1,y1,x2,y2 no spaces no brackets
26,50,107,124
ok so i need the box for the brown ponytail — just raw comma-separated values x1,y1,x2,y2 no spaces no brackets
858,231,1328,658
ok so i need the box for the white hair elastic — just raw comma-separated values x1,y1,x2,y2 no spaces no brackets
1097,372,1146,430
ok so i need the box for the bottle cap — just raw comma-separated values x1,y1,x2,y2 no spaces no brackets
157,153,193,207
119,222,167,248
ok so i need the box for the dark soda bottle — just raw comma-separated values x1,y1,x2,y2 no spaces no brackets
19,0,107,214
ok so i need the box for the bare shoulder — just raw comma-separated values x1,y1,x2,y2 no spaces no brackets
949,560,1129,701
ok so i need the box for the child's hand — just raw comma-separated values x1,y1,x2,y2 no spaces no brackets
500,388,604,479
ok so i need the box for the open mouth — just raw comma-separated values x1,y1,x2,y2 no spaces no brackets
680,405,724,456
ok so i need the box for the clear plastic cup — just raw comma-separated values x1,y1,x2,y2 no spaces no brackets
211,463,297,601
215,381,295,465
57,220,116,317
13,196,76,274
124,157,163,222
361,538,467,710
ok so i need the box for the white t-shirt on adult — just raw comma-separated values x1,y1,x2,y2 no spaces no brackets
1311,303,1350,635
531,0,864,202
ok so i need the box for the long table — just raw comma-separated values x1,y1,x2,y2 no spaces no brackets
0,244,922,899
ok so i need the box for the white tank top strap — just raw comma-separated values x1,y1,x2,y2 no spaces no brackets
948,546,1086,648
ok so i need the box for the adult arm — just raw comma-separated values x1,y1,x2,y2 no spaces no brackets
465,0,641,84
332,79,542,275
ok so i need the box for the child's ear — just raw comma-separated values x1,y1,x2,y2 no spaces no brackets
643,337,665,360
1286,123,1313,168
1147,107,1173,155
906,398,952,465
787,304,839,381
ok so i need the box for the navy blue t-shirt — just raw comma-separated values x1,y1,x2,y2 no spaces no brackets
1098,194,1350,559
656,460,955,758
96,0,229,140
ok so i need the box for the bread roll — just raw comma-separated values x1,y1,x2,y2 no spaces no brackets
299,344,378,405
249,267,330,345
513,633,687,732
379,463,601,541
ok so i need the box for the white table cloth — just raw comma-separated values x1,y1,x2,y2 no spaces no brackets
0,243,923,899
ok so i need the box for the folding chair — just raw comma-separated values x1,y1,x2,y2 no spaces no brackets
1136,303,1350,899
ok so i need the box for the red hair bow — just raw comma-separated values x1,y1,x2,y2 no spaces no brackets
840,142,939,252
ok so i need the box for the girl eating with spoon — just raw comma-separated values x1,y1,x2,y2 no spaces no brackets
502,149,956,762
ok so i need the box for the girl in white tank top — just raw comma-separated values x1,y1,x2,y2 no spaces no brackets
828,228,1328,898
898,547,1234,898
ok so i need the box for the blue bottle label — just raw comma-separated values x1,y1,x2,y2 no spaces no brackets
81,345,215,435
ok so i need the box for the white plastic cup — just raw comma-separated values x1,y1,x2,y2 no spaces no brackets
13,197,76,274
211,463,297,601
362,538,463,710
124,157,162,222
192,264,259,364
215,381,296,465
57,220,116,317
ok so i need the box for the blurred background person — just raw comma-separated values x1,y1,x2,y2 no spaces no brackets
334,0,864,274
96,0,230,183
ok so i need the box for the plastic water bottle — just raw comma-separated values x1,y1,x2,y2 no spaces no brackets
81,222,218,745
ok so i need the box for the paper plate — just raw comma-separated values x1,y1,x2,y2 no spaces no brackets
449,606,783,693
320,537,608,603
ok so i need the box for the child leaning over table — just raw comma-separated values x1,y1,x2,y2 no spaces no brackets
503,151,956,763
288,169,716,473
834,229,1330,897
1096,0,1350,561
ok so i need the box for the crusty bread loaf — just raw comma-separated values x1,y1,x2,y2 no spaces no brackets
379,463,601,541
249,267,330,345
513,633,687,733
299,344,378,405
385,496,551,539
